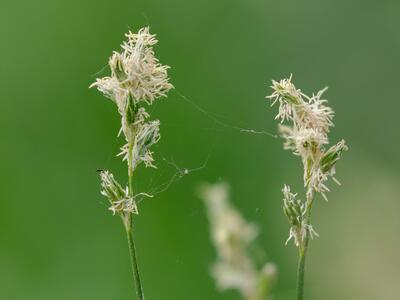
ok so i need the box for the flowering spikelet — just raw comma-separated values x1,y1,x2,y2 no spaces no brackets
99,170,138,216
199,182,276,300
267,75,347,246
119,119,161,168
282,185,318,247
267,76,334,132
91,27,173,108
267,76,302,122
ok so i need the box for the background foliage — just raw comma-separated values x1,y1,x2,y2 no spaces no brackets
1,0,399,299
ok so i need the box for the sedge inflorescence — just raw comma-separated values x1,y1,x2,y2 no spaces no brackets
92,27,173,221
267,75,347,247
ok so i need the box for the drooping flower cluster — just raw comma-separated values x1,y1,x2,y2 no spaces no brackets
267,75,347,247
199,182,276,300
92,27,173,216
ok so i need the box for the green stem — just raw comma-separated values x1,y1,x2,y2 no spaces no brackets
296,191,314,300
126,218,144,300
128,144,134,195
296,235,308,300
125,144,144,300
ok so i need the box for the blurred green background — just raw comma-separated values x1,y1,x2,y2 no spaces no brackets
1,0,399,299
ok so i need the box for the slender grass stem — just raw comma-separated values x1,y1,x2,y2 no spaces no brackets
296,236,308,300
296,191,314,300
125,144,144,300
128,144,134,195
126,218,144,300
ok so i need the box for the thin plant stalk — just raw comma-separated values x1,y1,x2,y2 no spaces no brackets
296,191,314,300
296,246,307,300
126,215,144,300
125,146,144,300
